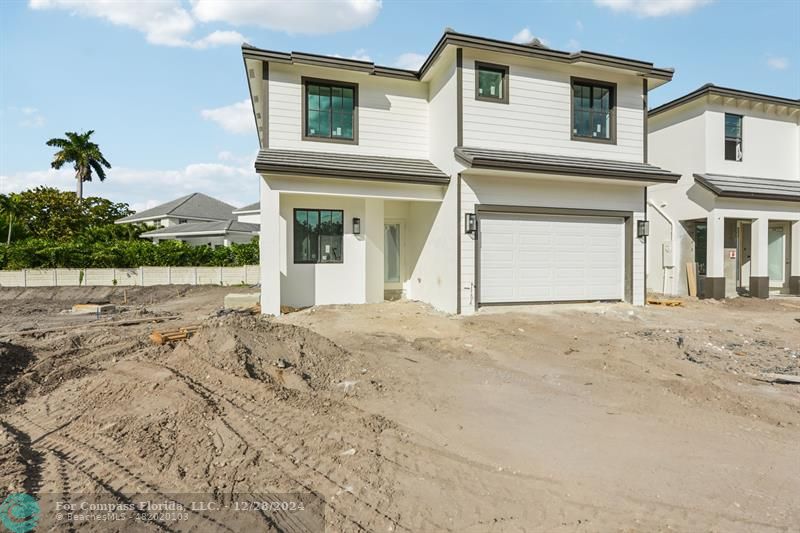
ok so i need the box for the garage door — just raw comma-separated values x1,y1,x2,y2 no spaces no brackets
479,212,625,304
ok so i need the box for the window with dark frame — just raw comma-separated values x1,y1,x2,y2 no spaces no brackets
293,209,344,264
304,79,356,142
572,79,615,142
475,62,508,103
724,113,743,161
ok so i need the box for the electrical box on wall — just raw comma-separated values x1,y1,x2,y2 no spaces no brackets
662,242,673,268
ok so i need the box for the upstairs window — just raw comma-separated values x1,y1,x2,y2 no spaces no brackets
572,78,616,143
475,62,509,103
724,113,743,161
303,79,357,143
294,209,344,264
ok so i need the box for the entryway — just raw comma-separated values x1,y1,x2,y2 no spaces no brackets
384,221,404,300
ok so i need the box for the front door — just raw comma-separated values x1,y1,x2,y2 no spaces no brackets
384,222,403,291
768,223,788,289
737,222,751,290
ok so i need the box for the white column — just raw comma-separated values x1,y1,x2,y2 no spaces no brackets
260,179,281,315
706,212,725,279
791,221,800,294
750,218,769,278
364,198,384,304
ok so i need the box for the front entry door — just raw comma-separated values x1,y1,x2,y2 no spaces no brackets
384,222,403,290
737,222,751,290
768,223,788,289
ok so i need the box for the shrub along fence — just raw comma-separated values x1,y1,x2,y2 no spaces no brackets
0,266,260,287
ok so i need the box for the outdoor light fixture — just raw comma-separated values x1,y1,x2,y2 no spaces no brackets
465,213,477,234
637,220,650,238
352,217,361,235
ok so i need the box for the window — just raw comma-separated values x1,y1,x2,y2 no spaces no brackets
694,222,707,276
724,113,743,161
303,78,357,143
294,209,344,263
475,62,509,103
178,218,188,224
572,78,616,143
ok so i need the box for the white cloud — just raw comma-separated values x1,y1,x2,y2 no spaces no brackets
333,49,372,62
593,0,713,17
566,39,581,52
28,0,245,48
576,20,584,31
0,155,259,211
393,52,426,71
192,0,382,35
200,99,254,135
10,106,46,128
767,56,789,70
511,27,548,46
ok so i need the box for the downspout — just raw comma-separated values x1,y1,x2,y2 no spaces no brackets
647,199,675,295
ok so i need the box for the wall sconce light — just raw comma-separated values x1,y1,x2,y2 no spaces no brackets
352,217,361,235
637,220,650,238
465,213,477,234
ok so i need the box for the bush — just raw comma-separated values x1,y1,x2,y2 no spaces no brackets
0,237,259,269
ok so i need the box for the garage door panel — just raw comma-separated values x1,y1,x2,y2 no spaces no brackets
479,212,624,304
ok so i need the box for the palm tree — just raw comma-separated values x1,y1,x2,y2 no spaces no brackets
0,194,26,245
46,130,111,200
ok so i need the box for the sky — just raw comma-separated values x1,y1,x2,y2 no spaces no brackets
1,0,798,212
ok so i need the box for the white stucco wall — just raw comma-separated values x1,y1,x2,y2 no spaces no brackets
647,97,800,296
461,49,646,163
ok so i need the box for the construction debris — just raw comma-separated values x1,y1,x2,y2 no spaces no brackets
755,373,800,385
223,292,261,311
150,325,201,345
72,303,115,315
647,297,683,307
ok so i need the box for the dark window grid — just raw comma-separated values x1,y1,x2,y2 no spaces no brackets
302,78,357,144
724,114,743,161
293,209,344,264
571,78,616,144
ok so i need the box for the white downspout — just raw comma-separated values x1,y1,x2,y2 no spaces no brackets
647,199,675,295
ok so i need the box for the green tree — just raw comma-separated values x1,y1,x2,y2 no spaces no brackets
0,193,27,245
46,130,112,199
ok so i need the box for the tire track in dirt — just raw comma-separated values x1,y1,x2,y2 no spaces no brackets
159,363,416,533
5,412,242,533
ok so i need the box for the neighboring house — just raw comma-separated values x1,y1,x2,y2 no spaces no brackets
647,85,800,299
241,29,680,315
115,192,259,247
233,201,261,224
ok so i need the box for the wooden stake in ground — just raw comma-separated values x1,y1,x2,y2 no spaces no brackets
686,262,698,297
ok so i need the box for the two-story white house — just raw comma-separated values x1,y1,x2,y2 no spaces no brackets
647,85,800,299
242,30,681,315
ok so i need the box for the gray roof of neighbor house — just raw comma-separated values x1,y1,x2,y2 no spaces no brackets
693,173,800,202
232,201,260,213
649,84,800,117
455,146,681,183
242,29,674,82
255,149,450,185
140,220,260,237
116,193,238,224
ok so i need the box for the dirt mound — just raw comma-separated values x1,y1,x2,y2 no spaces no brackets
0,342,34,407
173,314,370,394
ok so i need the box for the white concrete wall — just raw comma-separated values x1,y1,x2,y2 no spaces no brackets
461,49,646,163
278,194,368,308
0,266,259,287
269,62,429,158
647,97,800,296
460,173,647,312
704,104,800,180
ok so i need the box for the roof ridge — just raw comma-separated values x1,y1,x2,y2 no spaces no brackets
165,192,199,216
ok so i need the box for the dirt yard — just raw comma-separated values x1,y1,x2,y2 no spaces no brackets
0,286,798,532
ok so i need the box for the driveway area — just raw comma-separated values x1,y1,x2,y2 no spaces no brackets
1,287,798,531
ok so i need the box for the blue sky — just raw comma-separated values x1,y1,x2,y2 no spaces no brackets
1,0,798,211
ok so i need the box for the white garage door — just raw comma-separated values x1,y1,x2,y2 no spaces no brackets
479,212,625,304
